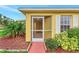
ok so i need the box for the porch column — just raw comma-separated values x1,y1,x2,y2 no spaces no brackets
51,15,55,38
26,13,31,42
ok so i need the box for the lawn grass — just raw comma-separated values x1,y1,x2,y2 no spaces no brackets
0,50,28,53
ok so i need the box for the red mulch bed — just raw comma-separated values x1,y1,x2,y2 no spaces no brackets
56,48,79,53
46,47,79,53
0,36,29,50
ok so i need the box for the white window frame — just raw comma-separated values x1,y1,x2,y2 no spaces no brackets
60,15,71,32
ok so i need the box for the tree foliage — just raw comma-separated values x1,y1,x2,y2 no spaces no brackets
0,14,25,38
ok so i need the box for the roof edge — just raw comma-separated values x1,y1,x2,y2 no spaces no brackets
19,8,79,10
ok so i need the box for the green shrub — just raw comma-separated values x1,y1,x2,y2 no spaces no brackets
67,28,79,38
45,28,79,52
55,31,79,51
67,28,79,49
0,21,25,38
45,38,59,51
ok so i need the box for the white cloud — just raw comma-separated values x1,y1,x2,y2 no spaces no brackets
0,5,20,13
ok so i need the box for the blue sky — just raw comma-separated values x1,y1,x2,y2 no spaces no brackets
0,5,26,20
0,5,79,20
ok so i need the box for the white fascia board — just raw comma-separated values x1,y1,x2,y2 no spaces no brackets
19,8,79,10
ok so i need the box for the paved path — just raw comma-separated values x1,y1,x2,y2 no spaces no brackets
29,42,46,53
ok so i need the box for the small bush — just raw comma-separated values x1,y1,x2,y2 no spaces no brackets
67,28,79,49
67,28,79,38
45,38,59,51
55,31,78,51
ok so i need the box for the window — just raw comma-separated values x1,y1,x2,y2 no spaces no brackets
60,16,71,32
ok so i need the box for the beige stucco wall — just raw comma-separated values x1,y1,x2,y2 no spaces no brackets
44,16,52,39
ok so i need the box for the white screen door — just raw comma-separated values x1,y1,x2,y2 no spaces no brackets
32,16,44,42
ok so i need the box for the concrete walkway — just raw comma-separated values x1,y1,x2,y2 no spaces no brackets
29,42,46,53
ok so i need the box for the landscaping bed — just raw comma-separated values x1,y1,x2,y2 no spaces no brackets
46,47,79,53
45,28,79,53
0,36,29,53
0,17,28,53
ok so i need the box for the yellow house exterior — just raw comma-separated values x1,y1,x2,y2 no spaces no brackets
20,9,79,42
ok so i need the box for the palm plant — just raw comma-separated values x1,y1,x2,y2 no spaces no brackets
17,22,25,36
0,21,25,38
0,14,24,38
0,23,15,38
